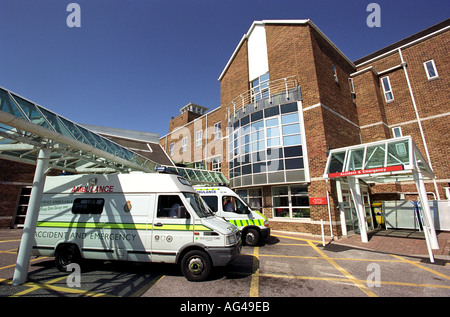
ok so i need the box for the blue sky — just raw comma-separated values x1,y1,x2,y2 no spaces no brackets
1,0,448,137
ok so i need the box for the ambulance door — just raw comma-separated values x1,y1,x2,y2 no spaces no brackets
151,194,193,264
102,194,153,262
221,195,252,228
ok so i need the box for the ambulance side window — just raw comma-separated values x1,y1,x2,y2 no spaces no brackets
223,196,249,214
157,195,190,219
72,198,105,214
202,196,218,213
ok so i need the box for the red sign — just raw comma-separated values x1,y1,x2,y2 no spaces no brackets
310,197,327,205
328,165,404,178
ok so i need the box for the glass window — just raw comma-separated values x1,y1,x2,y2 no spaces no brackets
387,140,410,166
328,151,345,174
267,137,280,147
264,106,279,118
181,136,187,152
242,164,252,175
381,76,394,102
169,142,175,156
285,158,304,170
72,198,104,214
212,157,222,172
252,140,265,152
195,130,202,147
267,159,284,172
241,115,250,126
266,117,279,127
284,146,302,158
251,120,264,132
222,196,248,214
281,113,299,125
332,64,338,83
202,196,218,213
251,73,270,102
157,195,189,218
424,60,439,80
272,185,309,219
392,126,402,138
251,110,263,122
283,134,302,146
280,102,298,114
346,149,364,171
251,130,264,141
267,127,280,138
364,144,386,169
282,123,300,136
183,193,213,218
241,134,250,145
214,122,222,140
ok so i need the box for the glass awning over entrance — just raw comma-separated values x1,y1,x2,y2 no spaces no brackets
161,165,229,185
323,136,435,183
0,87,157,173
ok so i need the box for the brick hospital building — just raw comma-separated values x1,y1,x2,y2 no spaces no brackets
160,19,450,238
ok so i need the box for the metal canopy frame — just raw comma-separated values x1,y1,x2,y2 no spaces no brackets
0,87,157,174
162,165,229,185
0,86,160,285
323,136,439,263
323,136,435,183
1,87,230,284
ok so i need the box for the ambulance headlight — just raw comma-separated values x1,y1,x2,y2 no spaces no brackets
264,219,269,227
226,234,236,245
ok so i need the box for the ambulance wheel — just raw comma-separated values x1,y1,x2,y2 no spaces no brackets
55,244,80,272
181,250,211,282
245,228,260,246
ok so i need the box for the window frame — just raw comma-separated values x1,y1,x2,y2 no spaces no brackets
214,122,222,140
272,185,310,219
381,76,394,102
169,142,175,156
195,130,202,148
332,64,339,83
424,59,439,80
72,198,105,214
181,136,188,153
392,126,402,138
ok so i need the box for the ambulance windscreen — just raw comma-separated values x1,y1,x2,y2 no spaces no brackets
183,193,214,218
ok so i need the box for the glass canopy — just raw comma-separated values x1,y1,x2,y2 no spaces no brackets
0,87,157,173
161,165,229,185
323,136,435,183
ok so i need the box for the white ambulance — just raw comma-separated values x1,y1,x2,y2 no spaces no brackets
194,186,270,246
31,173,241,281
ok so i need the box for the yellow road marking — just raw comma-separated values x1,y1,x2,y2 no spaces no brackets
130,274,165,297
273,234,323,244
249,246,259,297
257,273,450,290
391,255,450,280
307,240,378,297
0,239,21,243
0,249,18,254
9,275,114,297
0,256,47,271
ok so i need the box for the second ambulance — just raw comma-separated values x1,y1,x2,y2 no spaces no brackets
194,186,270,246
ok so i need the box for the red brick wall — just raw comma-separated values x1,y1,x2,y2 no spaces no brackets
354,29,450,198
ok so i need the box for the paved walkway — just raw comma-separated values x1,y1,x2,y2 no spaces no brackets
332,229,450,259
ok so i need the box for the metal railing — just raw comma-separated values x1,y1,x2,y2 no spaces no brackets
225,76,298,118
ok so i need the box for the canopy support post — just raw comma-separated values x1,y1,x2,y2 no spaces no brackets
347,177,369,243
12,148,50,285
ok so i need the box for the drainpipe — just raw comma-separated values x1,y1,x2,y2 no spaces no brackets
398,48,440,199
